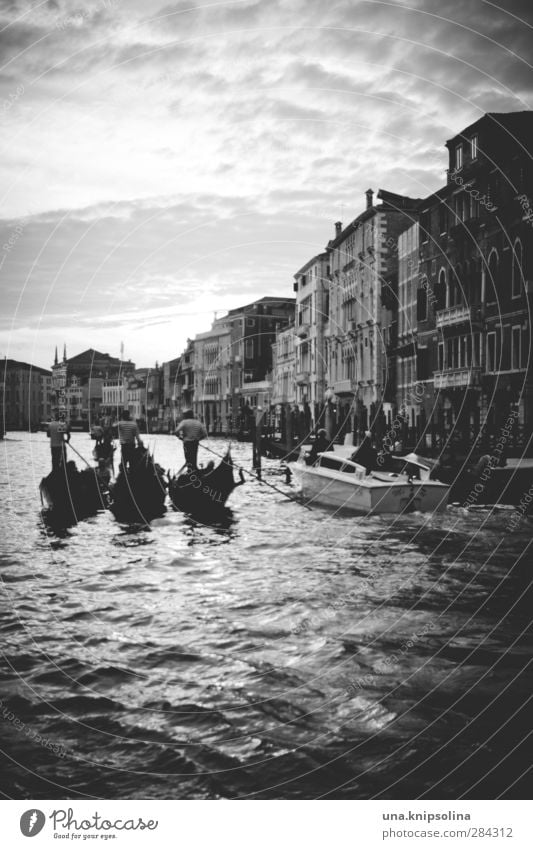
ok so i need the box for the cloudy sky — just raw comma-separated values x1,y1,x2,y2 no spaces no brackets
1,0,531,369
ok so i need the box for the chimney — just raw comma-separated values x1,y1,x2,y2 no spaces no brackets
365,189,373,209
335,221,342,236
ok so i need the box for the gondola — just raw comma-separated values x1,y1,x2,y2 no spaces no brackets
39,461,105,526
168,449,244,521
108,446,167,523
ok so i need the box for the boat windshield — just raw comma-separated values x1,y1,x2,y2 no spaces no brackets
319,456,356,473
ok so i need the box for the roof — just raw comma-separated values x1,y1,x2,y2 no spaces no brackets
225,296,296,316
66,348,122,365
445,110,533,149
3,359,52,375
329,191,421,249
294,251,329,278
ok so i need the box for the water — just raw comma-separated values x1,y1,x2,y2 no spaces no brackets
0,433,531,799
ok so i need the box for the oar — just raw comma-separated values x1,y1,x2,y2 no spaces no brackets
201,443,312,510
66,441,92,468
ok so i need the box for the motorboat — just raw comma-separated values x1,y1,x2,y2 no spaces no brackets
292,451,449,514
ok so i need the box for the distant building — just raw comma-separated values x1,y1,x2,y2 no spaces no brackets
325,189,420,442
293,252,330,429
193,320,233,434
51,346,135,428
1,359,52,430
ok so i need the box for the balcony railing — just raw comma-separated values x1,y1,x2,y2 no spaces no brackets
332,378,354,395
434,367,481,389
436,304,473,328
296,371,310,385
296,323,310,338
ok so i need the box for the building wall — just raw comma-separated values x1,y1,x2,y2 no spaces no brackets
2,360,52,430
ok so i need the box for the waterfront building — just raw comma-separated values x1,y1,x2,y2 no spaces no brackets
162,356,182,431
51,347,135,429
193,320,233,434
325,189,420,443
1,359,52,430
293,252,330,430
189,297,295,433
415,110,533,454
271,322,297,440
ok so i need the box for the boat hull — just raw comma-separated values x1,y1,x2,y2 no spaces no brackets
108,448,167,523
40,467,105,525
292,463,449,514
168,451,241,522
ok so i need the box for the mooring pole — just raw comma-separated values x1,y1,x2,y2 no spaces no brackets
253,406,263,480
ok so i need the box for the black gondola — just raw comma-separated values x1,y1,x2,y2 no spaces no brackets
40,461,105,526
168,450,244,520
108,446,167,523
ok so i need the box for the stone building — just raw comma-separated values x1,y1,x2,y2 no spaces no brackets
193,320,233,434
1,359,52,430
293,252,330,430
415,110,533,454
51,347,135,428
325,189,420,443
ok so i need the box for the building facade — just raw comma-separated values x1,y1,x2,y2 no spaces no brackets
293,252,329,430
325,189,419,442
1,359,52,430
414,111,533,454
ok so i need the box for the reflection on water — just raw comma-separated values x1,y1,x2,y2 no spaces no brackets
0,432,531,799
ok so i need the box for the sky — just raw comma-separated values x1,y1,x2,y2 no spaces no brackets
0,0,531,369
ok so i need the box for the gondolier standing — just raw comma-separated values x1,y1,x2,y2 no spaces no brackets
47,415,70,471
175,410,207,470
118,410,143,471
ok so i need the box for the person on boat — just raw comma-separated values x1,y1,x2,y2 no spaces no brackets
95,458,111,492
118,410,143,471
47,414,71,471
175,409,207,470
93,432,115,467
306,428,329,465
350,431,378,475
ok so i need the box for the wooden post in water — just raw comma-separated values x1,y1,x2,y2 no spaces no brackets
285,402,293,456
253,406,263,479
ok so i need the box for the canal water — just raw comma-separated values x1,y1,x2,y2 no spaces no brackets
0,433,531,799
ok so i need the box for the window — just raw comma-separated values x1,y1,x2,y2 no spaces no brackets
512,240,523,298
245,339,254,359
470,135,478,160
438,342,444,371
436,269,447,310
487,251,498,304
486,332,497,372
439,203,447,234
417,286,428,321
512,326,521,370
455,144,463,170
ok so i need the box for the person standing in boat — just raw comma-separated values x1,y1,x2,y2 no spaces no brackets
175,409,207,470
306,428,329,465
47,414,70,471
118,410,143,471
350,430,378,475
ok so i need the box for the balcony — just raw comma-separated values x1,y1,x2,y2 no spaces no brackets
296,323,310,338
436,304,474,328
434,367,481,389
296,371,310,385
332,378,354,395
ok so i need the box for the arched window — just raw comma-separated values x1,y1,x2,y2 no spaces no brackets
487,250,498,304
436,268,447,310
512,239,523,298
451,264,462,307
470,259,482,304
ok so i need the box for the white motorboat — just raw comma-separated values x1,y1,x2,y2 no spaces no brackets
291,451,449,515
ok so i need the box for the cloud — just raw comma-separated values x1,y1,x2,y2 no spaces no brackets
0,0,531,367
